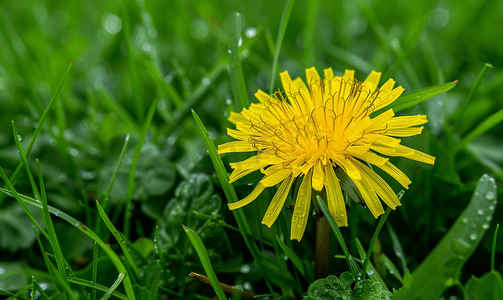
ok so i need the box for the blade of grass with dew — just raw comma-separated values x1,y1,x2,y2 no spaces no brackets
0,61,73,207
492,224,500,271
0,188,137,300
103,134,130,210
191,109,259,257
183,225,227,300
0,166,49,240
92,242,99,300
32,280,50,300
124,99,157,238
192,109,276,293
230,12,249,112
316,195,361,279
452,63,493,126
66,278,128,300
268,0,295,94
386,221,410,276
12,121,40,200
33,227,60,292
457,108,503,151
355,238,387,289
275,235,312,282
383,253,404,284
101,272,126,300
95,200,140,281
373,80,458,116
362,203,396,280
43,252,91,300
36,159,77,300
393,174,497,300
154,226,169,285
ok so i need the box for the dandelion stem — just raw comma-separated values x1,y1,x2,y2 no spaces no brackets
315,216,330,279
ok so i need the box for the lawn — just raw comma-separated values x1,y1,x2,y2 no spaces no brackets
0,0,502,299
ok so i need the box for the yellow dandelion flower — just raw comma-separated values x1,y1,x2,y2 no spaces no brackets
218,67,435,241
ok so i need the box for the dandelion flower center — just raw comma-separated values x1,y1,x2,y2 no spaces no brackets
218,67,435,241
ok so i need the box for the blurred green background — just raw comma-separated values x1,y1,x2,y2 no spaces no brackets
0,0,502,298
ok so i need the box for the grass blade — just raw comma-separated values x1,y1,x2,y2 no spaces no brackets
361,190,404,281
268,0,295,94
95,200,140,280
92,242,99,300
12,121,40,200
191,109,260,259
0,61,73,207
183,225,227,300
36,159,77,300
32,279,50,300
383,253,404,284
316,195,361,279
355,238,387,289
452,63,493,127
101,273,126,300
67,278,127,300
275,235,312,282
457,108,503,151
124,100,157,238
0,188,136,300
376,80,458,115
229,12,249,112
393,174,497,300
386,221,409,275
103,134,130,208
162,62,226,137
492,224,500,271
154,226,169,285
0,166,49,240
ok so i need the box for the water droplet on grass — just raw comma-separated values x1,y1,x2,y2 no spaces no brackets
482,223,490,230
477,209,484,215
201,77,210,86
17,135,22,141
469,234,477,241
245,27,257,38
461,218,468,224
486,191,495,200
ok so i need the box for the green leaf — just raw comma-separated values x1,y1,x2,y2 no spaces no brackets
133,238,155,259
0,203,43,252
0,262,28,291
465,270,503,300
142,260,162,295
303,272,392,300
393,174,497,300
374,80,457,115
133,285,157,300
183,225,227,300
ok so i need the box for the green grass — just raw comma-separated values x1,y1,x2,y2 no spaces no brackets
0,0,502,299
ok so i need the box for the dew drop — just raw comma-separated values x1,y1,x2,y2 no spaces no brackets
486,191,495,200
367,270,374,275
245,27,257,38
207,132,212,138
477,209,484,215
489,205,495,211
238,37,242,47
17,134,22,141
201,77,210,86
469,234,477,241
461,218,468,224
225,98,232,105
482,223,490,230
227,48,231,54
